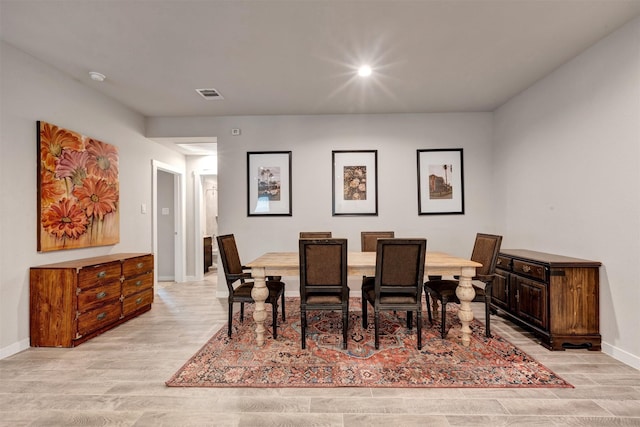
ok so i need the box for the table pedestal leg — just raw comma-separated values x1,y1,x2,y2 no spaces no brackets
456,266,476,347
250,268,268,346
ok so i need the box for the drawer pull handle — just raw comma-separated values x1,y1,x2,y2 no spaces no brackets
137,262,144,269
135,280,142,287
522,265,531,273
135,297,143,305
96,291,107,300
97,312,107,321
97,271,106,279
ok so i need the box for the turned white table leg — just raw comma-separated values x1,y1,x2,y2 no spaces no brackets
250,267,269,346
455,266,477,347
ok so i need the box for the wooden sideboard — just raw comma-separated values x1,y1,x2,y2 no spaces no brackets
492,249,601,351
203,236,213,273
30,253,154,347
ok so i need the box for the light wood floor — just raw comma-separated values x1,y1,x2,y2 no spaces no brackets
1,274,639,427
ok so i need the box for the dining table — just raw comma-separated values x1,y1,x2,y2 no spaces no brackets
245,251,482,347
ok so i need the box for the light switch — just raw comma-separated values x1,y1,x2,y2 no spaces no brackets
141,203,147,214
162,207,170,215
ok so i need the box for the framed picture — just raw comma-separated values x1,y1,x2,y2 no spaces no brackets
417,148,464,215
37,121,120,251
332,150,378,216
247,151,292,216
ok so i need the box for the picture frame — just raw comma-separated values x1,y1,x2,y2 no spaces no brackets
332,150,378,216
37,121,120,251
417,148,464,215
247,151,292,216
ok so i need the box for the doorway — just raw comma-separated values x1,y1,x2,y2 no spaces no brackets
152,160,185,284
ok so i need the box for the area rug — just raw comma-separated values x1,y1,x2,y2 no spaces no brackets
166,298,571,388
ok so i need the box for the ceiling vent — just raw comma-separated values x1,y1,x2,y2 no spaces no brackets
196,88,224,100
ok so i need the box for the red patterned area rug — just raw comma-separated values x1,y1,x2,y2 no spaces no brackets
166,298,571,388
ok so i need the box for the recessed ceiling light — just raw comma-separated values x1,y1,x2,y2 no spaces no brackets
89,71,106,82
358,65,372,77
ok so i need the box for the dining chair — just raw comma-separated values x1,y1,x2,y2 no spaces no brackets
360,231,395,252
299,238,349,349
216,234,286,339
424,233,502,338
299,231,332,238
361,238,427,350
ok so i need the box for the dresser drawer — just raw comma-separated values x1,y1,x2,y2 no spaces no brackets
513,259,547,282
77,301,122,336
496,255,512,271
122,255,153,278
77,281,121,313
77,262,121,290
122,271,153,297
122,288,154,316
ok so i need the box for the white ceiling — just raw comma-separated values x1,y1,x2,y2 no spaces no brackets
2,0,640,119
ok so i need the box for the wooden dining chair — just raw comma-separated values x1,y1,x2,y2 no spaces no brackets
424,233,502,338
299,238,349,349
361,238,427,350
299,231,332,238
216,234,286,339
360,231,395,252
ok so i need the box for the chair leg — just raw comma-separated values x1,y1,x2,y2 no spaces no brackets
240,303,244,322
407,311,413,329
272,301,278,340
484,285,492,338
228,302,233,337
362,289,368,328
342,308,348,350
301,308,306,349
440,297,447,339
417,309,422,350
425,292,433,324
281,291,286,321
374,310,380,350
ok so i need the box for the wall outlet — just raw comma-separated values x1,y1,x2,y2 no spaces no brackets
231,128,241,136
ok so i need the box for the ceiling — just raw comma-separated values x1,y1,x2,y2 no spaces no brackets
2,0,640,120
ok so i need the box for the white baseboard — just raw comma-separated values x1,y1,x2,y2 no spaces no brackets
601,341,640,370
0,338,30,360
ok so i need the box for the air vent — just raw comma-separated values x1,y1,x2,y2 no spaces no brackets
196,88,224,100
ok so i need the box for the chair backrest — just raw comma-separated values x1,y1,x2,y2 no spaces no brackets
300,231,332,239
361,231,395,252
470,233,503,277
216,234,245,289
374,238,427,295
299,238,348,297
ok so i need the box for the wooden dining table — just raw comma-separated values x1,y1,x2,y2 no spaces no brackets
245,251,482,347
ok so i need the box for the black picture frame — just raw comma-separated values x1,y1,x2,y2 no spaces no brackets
417,148,465,215
332,150,378,216
247,151,292,216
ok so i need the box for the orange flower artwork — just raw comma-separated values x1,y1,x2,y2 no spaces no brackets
37,121,120,251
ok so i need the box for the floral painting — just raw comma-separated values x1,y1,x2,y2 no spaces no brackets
343,165,367,200
37,121,119,251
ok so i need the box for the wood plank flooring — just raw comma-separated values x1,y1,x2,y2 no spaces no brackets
1,275,639,426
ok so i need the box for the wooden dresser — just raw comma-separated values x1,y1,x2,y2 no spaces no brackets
493,249,601,351
30,253,154,347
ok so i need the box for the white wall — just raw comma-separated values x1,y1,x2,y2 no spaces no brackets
0,42,186,357
494,17,640,368
147,112,497,291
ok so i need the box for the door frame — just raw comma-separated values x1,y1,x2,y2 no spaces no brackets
152,159,186,283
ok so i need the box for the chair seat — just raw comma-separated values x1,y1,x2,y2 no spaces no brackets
305,293,343,304
426,280,486,301
363,283,418,304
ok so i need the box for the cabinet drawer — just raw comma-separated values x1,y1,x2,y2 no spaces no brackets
77,301,121,336
77,262,121,290
77,281,121,313
513,259,547,282
496,256,511,271
122,271,153,297
122,288,153,316
122,255,153,278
